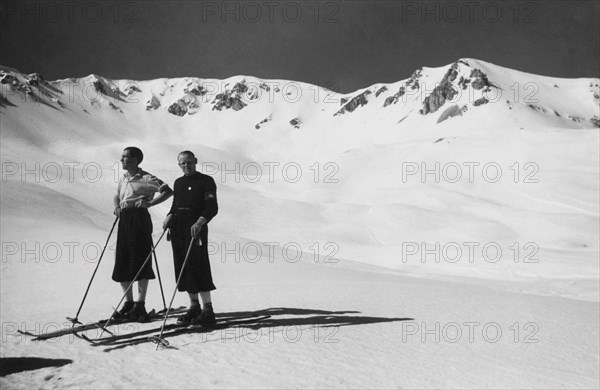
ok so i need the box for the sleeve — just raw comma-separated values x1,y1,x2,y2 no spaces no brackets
115,177,123,206
168,179,178,216
200,176,218,223
146,174,168,193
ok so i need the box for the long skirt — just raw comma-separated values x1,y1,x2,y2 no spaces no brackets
112,208,156,282
170,211,216,293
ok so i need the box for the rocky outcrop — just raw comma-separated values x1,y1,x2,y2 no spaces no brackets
457,76,471,90
590,116,600,128
213,95,246,111
290,117,301,129
90,77,126,101
212,81,248,111
146,95,161,111
109,102,123,113
255,115,272,129
167,100,187,116
528,104,547,113
470,69,491,90
93,79,107,95
407,69,422,90
375,86,388,97
0,71,18,85
473,97,489,107
568,115,584,123
446,67,459,82
0,70,67,106
420,65,459,115
0,71,33,95
382,68,423,108
335,90,371,116
26,73,44,87
383,68,422,108
247,87,260,101
420,63,495,115
124,84,142,96
590,82,599,101
384,86,405,107
167,94,201,116
184,81,206,96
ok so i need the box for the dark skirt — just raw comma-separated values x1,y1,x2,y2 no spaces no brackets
170,211,216,293
112,208,156,282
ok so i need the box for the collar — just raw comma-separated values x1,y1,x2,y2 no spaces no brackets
124,168,143,180
183,171,200,178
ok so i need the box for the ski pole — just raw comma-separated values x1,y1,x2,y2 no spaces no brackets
153,236,196,349
67,216,119,326
152,239,167,312
98,228,168,337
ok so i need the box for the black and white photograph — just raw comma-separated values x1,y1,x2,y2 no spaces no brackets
1,0,599,388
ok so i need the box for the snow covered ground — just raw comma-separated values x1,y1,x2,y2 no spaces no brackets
1,59,598,388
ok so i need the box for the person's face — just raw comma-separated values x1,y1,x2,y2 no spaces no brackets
178,153,197,176
121,149,138,170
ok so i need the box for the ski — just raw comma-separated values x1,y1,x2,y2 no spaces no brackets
90,314,272,348
72,308,159,341
18,306,188,341
18,320,114,340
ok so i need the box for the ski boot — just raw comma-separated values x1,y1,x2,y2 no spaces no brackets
111,300,135,321
125,301,148,322
191,303,216,327
176,305,201,326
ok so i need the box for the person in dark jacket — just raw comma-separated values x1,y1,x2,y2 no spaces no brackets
163,150,218,326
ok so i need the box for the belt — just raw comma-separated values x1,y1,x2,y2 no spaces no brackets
176,207,201,213
121,207,148,212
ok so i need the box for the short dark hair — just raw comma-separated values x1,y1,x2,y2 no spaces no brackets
178,150,195,159
124,146,144,164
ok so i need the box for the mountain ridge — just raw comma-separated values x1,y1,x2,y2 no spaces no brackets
2,58,599,129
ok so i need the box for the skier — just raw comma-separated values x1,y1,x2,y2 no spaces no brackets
162,150,218,326
112,146,173,321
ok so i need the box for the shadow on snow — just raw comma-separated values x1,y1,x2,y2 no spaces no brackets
97,307,414,352
0,357,73,376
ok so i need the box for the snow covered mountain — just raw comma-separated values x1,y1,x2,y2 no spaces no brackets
2,58,598,129
1,59,599,389
1,58,598,289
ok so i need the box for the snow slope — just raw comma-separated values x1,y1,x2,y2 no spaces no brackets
0,59,598,388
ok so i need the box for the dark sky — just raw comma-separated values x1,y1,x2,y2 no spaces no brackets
1,0,598,93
